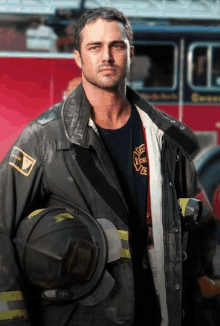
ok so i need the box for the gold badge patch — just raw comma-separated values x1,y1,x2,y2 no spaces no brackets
133,144,148,175
9,147,36,177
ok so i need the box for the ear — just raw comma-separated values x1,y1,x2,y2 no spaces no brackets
130,46,134,63
74,50,82,69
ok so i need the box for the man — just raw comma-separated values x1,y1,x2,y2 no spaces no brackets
0,7,217,326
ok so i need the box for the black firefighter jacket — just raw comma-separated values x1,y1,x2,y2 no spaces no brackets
0,84,216,326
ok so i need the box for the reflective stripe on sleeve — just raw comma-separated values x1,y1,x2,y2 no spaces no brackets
0,309,28,321
117,230,129,241
0,291,28,320
121,248,131,259
117,230,131,259
0,291,23,302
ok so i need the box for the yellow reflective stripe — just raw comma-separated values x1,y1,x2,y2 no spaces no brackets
0,309,28,320
37,281,52,289
117,230,130,259
117,230,129,242
28,209,45,219
215,279,220,287
55,213,74,222
0,291,23,302
121,248,131,259
178,198,189,217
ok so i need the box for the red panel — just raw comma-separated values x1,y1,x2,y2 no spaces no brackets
183,105,220,131
52,58,81,105
150,103,220,132
0,56,81,161
1,58,50,114
153,104,179,120
1,56,220,162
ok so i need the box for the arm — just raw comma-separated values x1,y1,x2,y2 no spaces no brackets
184,160,217,298
0,122,47,324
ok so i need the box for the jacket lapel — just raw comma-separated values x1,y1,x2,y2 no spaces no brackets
126,86,199,160
64,142,129,226
62,84,129,224
86,126,129,212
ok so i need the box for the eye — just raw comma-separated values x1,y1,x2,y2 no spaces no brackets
89,46,99,51
113,44,123,49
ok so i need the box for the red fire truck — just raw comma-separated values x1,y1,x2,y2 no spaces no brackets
0,52,81,158
129,24,220,218
1,23,220,217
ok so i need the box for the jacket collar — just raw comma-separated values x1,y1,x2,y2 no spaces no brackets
62,83,91,147
126,87,199,160
62,83,199,159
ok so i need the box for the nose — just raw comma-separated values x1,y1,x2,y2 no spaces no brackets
102,46,113,63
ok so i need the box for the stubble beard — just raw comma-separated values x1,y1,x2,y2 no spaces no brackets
82,64,130,91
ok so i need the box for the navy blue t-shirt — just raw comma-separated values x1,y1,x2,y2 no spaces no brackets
96,106,148,269
96,106,162,325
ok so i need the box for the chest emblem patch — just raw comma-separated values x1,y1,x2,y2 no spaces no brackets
133,144,148,175
9,146,36,177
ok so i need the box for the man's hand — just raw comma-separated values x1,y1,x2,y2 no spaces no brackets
198,275,220,298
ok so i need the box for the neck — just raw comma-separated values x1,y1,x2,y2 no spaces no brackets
82,77,131,129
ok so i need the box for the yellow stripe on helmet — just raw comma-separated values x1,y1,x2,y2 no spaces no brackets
28,209,45,220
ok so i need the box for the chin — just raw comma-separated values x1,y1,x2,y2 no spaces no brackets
84,74,126,90
97,77,124,90
99,83,119,90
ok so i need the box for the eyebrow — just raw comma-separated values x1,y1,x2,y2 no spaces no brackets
86,40,126,47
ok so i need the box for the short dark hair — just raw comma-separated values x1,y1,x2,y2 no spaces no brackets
73,7,133,52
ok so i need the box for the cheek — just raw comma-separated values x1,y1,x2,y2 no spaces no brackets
82,55,97,71
119,52,129,65
120,55,129,70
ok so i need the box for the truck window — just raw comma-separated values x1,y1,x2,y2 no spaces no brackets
193,47,208,87
189,43,220,90
129,43,177,90
212,47,220,86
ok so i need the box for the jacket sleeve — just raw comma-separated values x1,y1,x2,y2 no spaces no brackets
185,158,214,217
0,122,47,324
184,159,218,301
184,159,216,271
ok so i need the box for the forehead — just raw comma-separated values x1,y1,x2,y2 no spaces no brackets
80,18,128,45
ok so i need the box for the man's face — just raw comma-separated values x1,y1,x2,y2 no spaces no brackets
74,18,134,90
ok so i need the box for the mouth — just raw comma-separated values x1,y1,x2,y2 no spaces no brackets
100,67,116,72
100,68,116,75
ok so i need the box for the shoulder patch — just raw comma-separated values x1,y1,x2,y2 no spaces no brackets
36,103,62,125
9,147,36,177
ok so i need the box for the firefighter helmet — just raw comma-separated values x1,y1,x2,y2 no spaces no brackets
13,206,109,301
